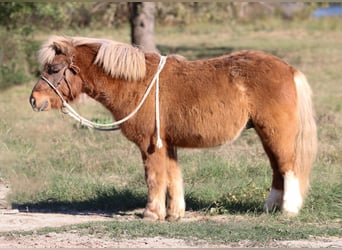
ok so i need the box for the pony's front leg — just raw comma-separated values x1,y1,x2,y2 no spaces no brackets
141,146,167,221
166,146,185,221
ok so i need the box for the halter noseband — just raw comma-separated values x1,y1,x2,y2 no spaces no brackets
40,75,67,110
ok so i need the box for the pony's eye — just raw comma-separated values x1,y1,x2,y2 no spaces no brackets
47,64,63,74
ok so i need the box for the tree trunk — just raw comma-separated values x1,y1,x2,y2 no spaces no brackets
129,2,157,52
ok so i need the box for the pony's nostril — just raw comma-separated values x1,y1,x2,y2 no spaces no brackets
30,96,36,108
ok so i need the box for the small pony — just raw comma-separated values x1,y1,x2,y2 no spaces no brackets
30,36,317,221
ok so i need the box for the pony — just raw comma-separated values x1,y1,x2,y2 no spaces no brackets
30,36,317,221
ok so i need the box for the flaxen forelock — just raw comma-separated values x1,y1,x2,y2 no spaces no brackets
38,36,146,81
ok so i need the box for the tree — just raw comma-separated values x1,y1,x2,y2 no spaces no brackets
128,2,157,52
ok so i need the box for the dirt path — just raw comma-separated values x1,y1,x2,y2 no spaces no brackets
1,182,341,248
0,211,113,232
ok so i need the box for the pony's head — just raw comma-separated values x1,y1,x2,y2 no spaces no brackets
30,36,146,112
30,36,84,111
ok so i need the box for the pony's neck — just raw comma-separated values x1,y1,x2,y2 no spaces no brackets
79,52,161,120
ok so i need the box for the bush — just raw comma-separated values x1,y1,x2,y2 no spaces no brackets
0,2,62,88
0,31,28,88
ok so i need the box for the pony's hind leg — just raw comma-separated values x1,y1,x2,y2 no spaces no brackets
141,145,168,221
283,170,303,215
166,146,185,221
255,114,303,215
262,146,284,212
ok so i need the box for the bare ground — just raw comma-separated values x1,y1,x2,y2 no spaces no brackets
1,182,341,248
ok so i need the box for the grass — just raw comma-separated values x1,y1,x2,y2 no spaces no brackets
9,215,341,245
0,17,341,242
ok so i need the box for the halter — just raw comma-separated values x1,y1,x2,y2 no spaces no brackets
40,55,167,148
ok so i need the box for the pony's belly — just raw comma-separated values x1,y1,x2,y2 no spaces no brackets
166,90,249,148
168,121,245,148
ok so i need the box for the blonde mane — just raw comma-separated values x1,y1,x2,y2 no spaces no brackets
38,36,146,81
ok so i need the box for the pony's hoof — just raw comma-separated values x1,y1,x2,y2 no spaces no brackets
281,202,300,216
166,215,181,222
263,203,280,214
263,188,283,213
143,209,164,221
263,200,281,213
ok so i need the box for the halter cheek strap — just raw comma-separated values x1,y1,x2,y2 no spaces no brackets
40,55,167,148
41,75,66,105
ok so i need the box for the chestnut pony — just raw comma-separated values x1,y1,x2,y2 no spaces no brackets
30,36,317,221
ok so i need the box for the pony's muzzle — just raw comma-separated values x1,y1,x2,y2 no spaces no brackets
30,95,49,112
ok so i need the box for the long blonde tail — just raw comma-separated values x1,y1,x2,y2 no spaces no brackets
294,70,317,197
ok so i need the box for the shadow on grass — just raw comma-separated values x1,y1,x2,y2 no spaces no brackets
12,188,147,215
13,187,264,216
186,194,265,215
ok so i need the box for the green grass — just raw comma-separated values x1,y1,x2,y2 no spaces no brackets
0,17,341,242
74,219,341,243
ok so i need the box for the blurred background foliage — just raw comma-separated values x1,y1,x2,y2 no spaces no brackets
0,2,336,89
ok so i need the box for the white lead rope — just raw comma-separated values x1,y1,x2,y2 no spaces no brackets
155,62,163,149
41,55,167,148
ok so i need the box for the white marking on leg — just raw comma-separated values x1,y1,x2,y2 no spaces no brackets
282,171,303,215
167,178,185,219
264,188,283,212
177,185,186,217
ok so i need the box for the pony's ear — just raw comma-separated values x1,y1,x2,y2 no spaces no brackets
52,41,74,57
52,41,64,54
70,63,80,74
